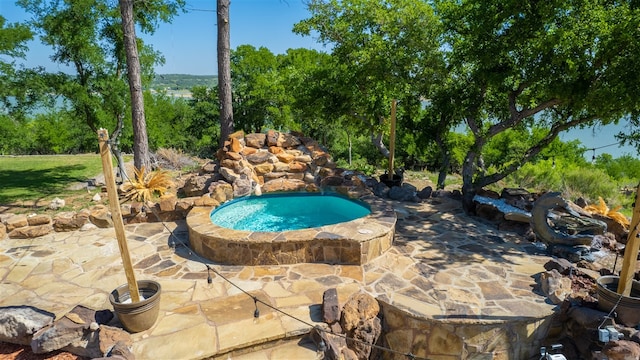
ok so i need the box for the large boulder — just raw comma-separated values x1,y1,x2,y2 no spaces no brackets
8,224,54,239
27,214,51,226
0,306,55,345
603,340,640,360
89,205,113,228
31,305,130,359
5,214,28,232
53,212,89,232
244,133,266,148
182,174,217,197
261,179,306,193
540,269,573,305
340,293,382,360
208,181,234,204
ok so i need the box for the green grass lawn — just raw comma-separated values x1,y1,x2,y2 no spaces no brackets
0,154,115,206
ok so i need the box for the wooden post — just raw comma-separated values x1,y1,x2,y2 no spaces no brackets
617,183,640,296
388,99,397,178
98,129,140,303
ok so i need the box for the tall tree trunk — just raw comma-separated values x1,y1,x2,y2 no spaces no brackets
111,111,127,184
217,0,234,148
119,0,150,172
461,151,478,214
347,131,352,165
435,135,449,190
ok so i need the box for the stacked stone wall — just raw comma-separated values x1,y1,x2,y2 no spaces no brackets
378,301,552,359
213,129,338,197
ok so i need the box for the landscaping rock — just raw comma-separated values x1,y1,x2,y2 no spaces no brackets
232,177,252,198
246,151,277,165
566,306,609,328
388,184,418,202
89,206,113,228
602,340,640,360
182,175,216,197
27,214,51,226
158,194,177,212
31,305,126,359
245,133,266,148
540,269,573,305
94,340,135,360
322,288,340,325
8,224,54,239
199,161,217,174
5,214,28,232
417,186,433,199
262,178,306,193
208,181,233,203
49,197,66,210
544,258,574,275
0,223,6,239
277,132,301,148
53,211,89,232
0,306,55,345
340,293,381,360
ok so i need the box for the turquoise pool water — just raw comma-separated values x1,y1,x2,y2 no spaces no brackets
209,193,371,232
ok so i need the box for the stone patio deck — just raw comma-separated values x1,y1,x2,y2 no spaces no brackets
0,196,557,359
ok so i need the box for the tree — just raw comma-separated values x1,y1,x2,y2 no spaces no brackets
0,15,34,154
217,0,233,147
231,45,291,133
119,0,150,171
17,0,184,164
0,15,32,101
434,0,640,213
188,85,220,154
294,0,443,157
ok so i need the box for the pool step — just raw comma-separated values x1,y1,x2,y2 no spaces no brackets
209,334,320,360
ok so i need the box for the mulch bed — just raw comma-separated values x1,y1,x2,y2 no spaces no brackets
0,342,88,360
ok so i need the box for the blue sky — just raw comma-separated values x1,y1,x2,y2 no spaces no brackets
142,0,326,75
1,0,637,158
1,0,324,74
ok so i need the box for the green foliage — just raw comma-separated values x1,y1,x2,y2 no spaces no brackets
187,85,220,157
335,157,376,175
328,130,382,172
432,0,640,208
230,45,293,133
561,167,621,206
0,15,33,104
11,0,184,154
594,154,640,183
144,91,194,151
506,157,630,211
29,111,92,154
294,0,443,137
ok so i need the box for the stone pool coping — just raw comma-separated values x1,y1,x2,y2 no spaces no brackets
186,194,397,265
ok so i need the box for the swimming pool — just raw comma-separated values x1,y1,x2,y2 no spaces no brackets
209,193,371,232
187,193,396,265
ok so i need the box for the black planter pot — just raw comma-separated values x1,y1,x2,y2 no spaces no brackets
380,174,403,188
596,276,640,327
110,280,161,333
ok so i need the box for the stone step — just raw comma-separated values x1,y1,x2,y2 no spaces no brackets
210,335,320,360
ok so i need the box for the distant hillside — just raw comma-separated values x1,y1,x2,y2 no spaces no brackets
152,74,218,90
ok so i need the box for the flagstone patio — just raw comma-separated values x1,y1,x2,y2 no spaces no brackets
0,196,557,359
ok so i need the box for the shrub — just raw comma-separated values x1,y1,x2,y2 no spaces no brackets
121,167,175,202
152,148,198,171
